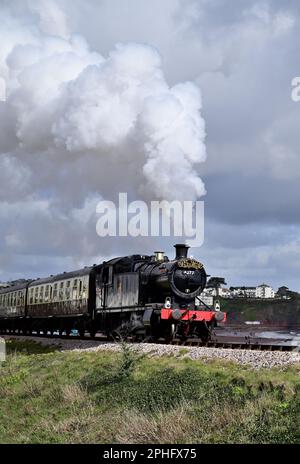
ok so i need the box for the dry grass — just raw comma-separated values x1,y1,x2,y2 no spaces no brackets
61,383,88,404
116,402,195,444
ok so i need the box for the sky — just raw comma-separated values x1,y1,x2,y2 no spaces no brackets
0,0,300,291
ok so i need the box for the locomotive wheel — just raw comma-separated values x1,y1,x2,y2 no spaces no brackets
164,323,175,344
131,333,145,343
198,321,213,343
110,330,122,341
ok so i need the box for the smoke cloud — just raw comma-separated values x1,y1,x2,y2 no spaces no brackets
0,0,206,204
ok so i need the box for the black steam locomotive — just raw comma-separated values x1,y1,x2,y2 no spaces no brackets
0,244,225,342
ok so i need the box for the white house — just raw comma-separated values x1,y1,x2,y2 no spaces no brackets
219,287,232,298
201,287,231,298
255,284,275,299
230,287,256,298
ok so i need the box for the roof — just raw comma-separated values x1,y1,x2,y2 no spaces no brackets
28,266,99,287
0,254,151,293
231,286,256,290
0,281,31,294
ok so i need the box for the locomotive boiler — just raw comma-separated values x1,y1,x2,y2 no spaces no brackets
0,244,226,342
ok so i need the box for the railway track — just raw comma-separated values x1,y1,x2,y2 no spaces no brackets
171,339,298,351
2,330,299,351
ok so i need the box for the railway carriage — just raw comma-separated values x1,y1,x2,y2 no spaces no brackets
0,283,27,332
25,267,99,336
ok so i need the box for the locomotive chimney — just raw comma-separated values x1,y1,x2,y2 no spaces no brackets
174,244,189,260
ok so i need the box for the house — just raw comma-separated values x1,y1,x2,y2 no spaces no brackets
230,286,256,298
255,283,275,299
276,286,290,299
219,287,232,298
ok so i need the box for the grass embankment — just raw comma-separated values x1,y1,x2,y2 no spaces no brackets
0,340,299,444
220,295,300,325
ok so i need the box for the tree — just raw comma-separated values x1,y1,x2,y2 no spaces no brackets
276,286,298,300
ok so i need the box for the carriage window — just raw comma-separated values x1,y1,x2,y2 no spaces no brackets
82,284,87,299
59,282,64,300
30,288,34,304
103,266,113,286
53,283,58,299
45,285,49,301
78,280,83,297
72,279,78,300
66,281,71,299
39,286,44,303
34,287,39,304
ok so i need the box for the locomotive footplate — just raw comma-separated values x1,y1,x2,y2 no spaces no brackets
161,308,226,323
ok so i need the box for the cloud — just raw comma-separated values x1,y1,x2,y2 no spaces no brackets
0,4,206,201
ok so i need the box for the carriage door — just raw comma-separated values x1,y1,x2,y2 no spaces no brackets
96,266,113,310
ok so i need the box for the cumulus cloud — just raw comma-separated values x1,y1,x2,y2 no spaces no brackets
0,3,206,202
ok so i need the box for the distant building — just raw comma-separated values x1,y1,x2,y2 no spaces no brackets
219,287,232,298
203,278,276,299
276,286,297,299
200,286,231,298
206,277,227,297
230,286,256,298
255,283,275,299
200,287,215,297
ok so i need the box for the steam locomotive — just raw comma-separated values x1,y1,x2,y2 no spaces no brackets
0,244,226,342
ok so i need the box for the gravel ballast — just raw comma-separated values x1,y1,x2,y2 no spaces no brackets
3,335,300,369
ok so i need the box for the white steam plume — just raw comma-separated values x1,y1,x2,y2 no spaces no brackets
0,0,206,202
